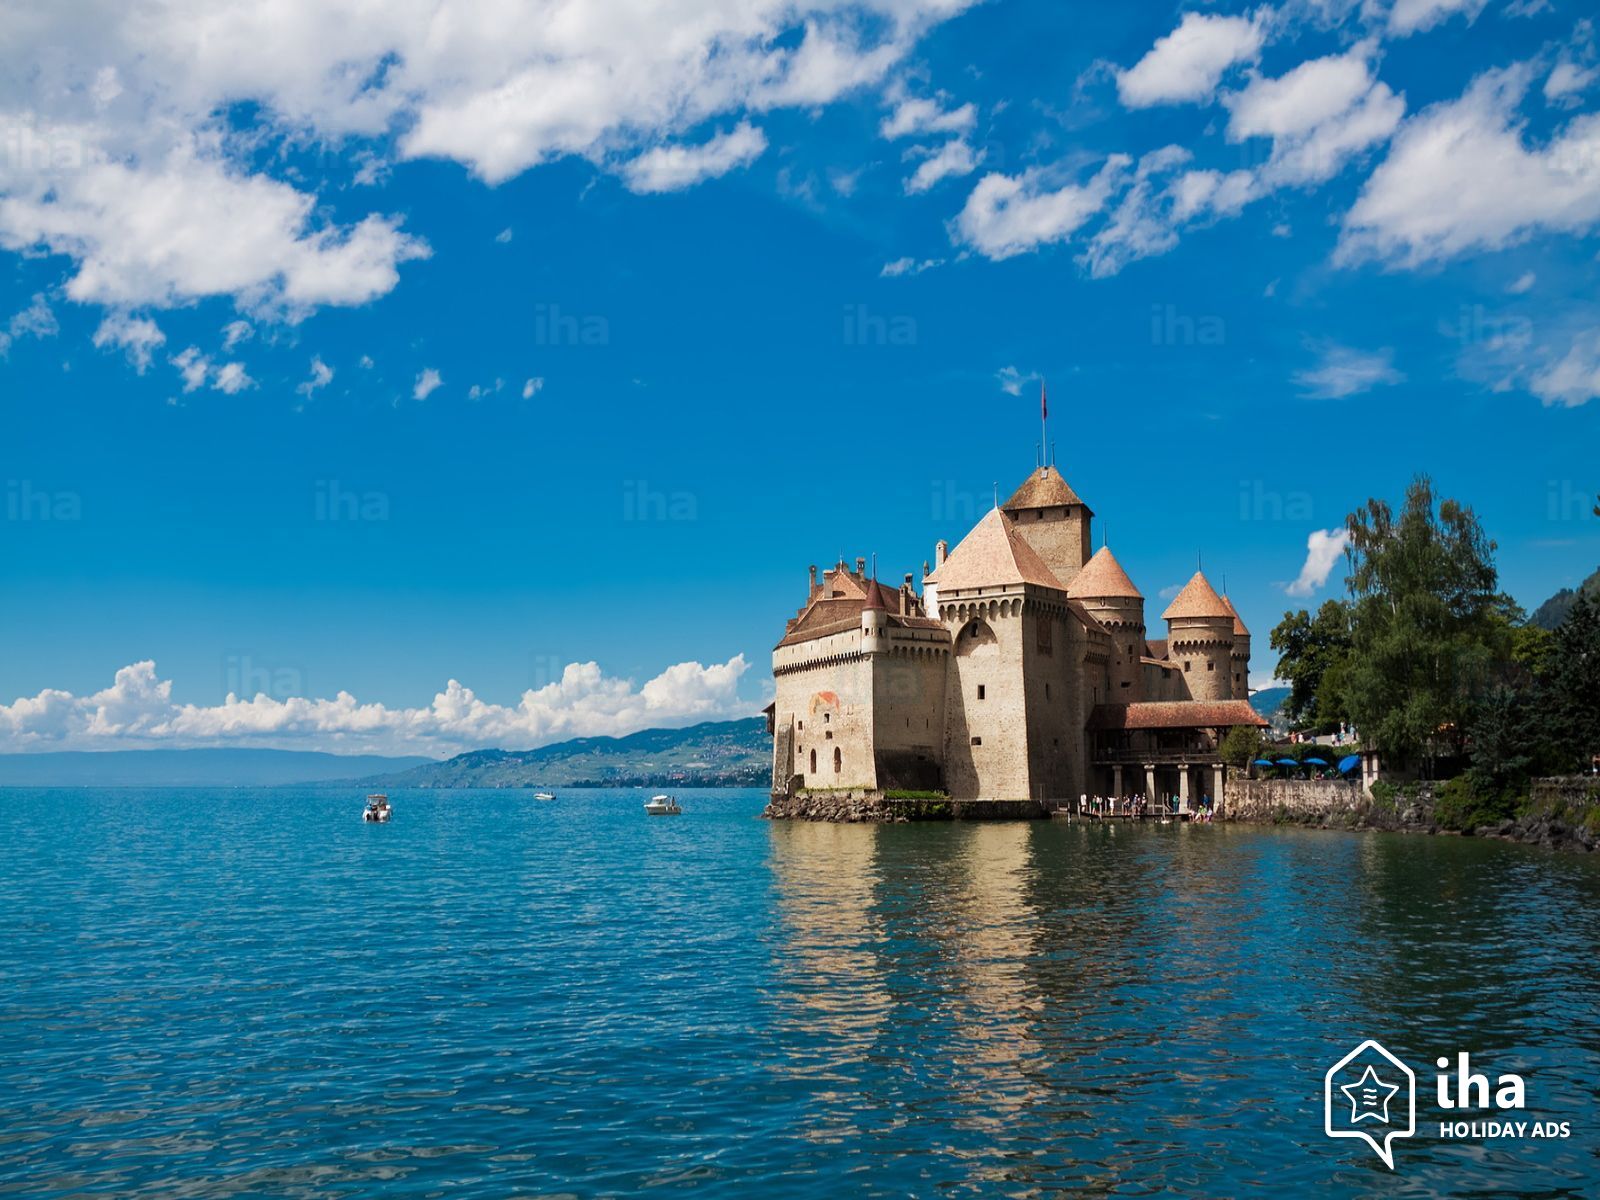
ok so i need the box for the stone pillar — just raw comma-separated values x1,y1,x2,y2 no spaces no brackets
1113,765,1124,797
1178,765,1191,813
1212,765,1225,814
1144,764,1156,802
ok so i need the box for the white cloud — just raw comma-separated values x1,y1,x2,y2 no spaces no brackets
0,292,60,354
621,122,768,194
1381,0,1487,37
1529,329,1600,407
171,345,252,394
1287,528,1351,597
222,320,254,351
1339,65,1600,268
92,312,165,372
880,255,943,276
495,227,514,244
296,355,333,399
1294,343,1404,398
521,377,544,399
880,94,976,138
996,364,1039,396
0,2,975,328
211,361,254,395
954,156,1129,260
1158,583,1183,601
0,656,755,755
1116,12,1265,109
468,378,505,400
1507,270,1537,294
904,139,981,193
413,367,443,401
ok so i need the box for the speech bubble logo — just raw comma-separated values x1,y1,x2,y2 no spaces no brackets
1324,1040,1416,1170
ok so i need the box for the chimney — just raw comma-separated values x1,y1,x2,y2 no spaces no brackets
935,539,949,566
901,574,913,615
808,564,817,597
855,556,866,578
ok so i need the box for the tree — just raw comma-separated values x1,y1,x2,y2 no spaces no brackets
1540,590,1600,773
1269,599,1353,728
1219,724,1263,768
1338,476,1515,773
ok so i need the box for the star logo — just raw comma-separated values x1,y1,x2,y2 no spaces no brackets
1340,1064,1400,1124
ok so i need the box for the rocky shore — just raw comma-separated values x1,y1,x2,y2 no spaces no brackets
763,789,1046,822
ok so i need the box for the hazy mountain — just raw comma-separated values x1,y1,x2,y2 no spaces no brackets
1249,687,1290,720
0,749,435,788
1530,565,1600,631
353,718,770,789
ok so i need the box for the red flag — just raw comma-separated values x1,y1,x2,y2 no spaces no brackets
1041,380,1048,421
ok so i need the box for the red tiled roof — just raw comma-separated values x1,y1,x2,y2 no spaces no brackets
1161,571,1233,621
1087,700,1267,731
1067,545,1143,600
1002,466,1091,513
926,507,1065,592
1222,595,1250,637
1145,638,1168,660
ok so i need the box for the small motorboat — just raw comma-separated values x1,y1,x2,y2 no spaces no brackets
644,794,681,816
533,792,556,801
363,794,392,823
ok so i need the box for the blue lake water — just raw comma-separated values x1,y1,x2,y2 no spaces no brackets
2,787,1597,1198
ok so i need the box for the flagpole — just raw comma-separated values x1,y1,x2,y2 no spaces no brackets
1040,378,1048,469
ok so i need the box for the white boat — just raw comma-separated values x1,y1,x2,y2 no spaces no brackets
533,792,556,801
644,794,681,816
363,794,392,823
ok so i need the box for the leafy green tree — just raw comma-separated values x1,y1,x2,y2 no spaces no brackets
1540,590,1600,773
1339,476,1514,772
1219,724,1263,768
1269,599,1353,728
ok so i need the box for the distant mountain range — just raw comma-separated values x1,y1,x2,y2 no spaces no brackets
0,749,434,788
349,718,771,789
1531,564,1600,631
1249,687,1289,720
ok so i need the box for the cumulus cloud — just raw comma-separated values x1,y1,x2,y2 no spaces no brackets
1286,528,1352,597
904,139,981,194
1529,329,1600,407
1115,12,1264,109
995,365,1039,395
0,657,754,755
92,312,166,372
413,367,443,401
0,292,60,355
621,122,768,194
880,93,976,138
0,1,975,327
1338,65,1600,268
296,355,334,399
521,377,544,399
1381,0,1487,37
954,156,1129,259
170,346,252,394
1295,342,1404,398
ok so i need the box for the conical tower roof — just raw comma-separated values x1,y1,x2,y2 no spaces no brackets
1067,545,1142,600
863,578,887,611
1221,595,1250,636
1002,466,1092,514
1161,570,1232,621
926,507,1064,591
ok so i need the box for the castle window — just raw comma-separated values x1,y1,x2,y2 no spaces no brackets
833,747,842,773
971,736,982,747
977,685,986,700
1207,661,1215,672
1121,680,1131,688
810,750,817,774
1044,683,1051,700
1185,661,1192,672
825,731,832,740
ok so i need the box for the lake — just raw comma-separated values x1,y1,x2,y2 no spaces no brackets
2,787,1596,1198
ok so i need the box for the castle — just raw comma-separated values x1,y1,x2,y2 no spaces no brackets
767,464,1265,812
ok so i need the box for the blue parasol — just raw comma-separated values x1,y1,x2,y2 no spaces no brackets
1253,759,1276,767
1276,758,1300,767
1303,757,1329,766
1338,754,1360,774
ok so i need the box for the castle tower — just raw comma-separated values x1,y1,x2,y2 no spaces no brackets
1001,466,1093,589
1067,545,1145,701
1222,595,1251,701
861,577,889,650
1161,570,1235,701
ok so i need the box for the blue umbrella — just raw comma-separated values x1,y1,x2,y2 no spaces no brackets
1276,759,1300,767
1304,757,1329,766
1338,754,1360,774
1253,759,1276,767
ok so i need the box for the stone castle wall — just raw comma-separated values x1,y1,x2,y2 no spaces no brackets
763,788,1046,822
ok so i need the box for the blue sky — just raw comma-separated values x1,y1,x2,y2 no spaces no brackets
1,0,1597,755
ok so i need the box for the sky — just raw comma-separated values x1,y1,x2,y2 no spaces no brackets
1,0,1598,757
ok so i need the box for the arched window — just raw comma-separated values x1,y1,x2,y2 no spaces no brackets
833,747,842,773
955,619,998,657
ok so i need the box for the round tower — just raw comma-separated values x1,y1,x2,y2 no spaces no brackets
1161,571,1235,701
1222,595,1251,702
1067,545,1146,699
861,577,889,651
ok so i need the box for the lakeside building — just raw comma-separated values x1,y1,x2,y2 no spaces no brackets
768,464,1266,810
